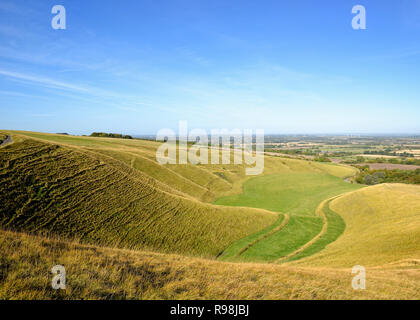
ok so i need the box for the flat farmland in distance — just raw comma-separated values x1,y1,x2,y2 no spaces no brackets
359,163,420,170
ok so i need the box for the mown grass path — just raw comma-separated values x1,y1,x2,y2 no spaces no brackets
218,214,290,261
241,215,323,262
277,197,346,263
236,214,290,257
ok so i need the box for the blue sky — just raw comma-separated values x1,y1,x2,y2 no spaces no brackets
0,0,419,135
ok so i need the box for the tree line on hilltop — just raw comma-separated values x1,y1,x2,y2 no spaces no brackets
90,132,133,139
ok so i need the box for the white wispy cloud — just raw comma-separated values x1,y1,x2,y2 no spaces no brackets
0,69,90,93
0,68,159,113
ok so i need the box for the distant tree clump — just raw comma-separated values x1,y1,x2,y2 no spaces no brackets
356,167,420,185
272,149,320,156
90,132,133,139
364,150,415,157
314,156,331,163
345,157,420,166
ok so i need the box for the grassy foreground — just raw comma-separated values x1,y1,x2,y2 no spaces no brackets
1,230,418,300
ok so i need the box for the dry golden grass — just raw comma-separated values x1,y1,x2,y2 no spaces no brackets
0,230,418,300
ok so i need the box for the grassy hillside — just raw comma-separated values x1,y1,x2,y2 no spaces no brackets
0,130,419,299
0,130,362,263
216,172,363,262
293,184,420,267
0,230,418,300
214,172,362,215
14,131,229,202
0,133,276,258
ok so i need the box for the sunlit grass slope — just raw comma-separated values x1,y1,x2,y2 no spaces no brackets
0,133,276,257
1,230,418,300
214,172,362,215
293,184,420,267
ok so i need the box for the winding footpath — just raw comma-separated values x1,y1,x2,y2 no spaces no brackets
225,191,351,263
275,197,336,263
0,135,12,147
235,214,290,258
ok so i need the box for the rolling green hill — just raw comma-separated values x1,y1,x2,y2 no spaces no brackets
0,133,276,257
0,131,362,262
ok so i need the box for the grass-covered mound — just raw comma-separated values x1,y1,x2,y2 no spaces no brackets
293,184,420,267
